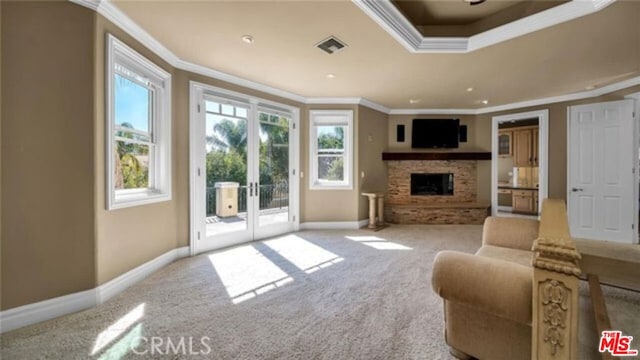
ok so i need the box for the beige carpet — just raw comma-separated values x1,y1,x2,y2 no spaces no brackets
1,225,639,359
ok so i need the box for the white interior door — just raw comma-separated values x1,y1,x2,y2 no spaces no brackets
191,87,298,255
568,100,635,243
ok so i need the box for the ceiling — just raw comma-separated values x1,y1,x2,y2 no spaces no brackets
112,0,640,110
391,0,569,36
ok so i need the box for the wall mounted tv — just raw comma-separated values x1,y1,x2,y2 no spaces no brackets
411,118,460,149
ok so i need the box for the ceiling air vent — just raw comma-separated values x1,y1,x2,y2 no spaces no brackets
316,36,347,54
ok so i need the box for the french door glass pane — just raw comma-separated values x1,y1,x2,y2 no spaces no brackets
258,113,290,227
205,101,249,237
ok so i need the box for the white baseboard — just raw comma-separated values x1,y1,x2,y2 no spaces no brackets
0,246,189,333
0,289,97,334
299,220,368,230
97,246,190,303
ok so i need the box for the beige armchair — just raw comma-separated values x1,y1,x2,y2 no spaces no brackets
432,217,539,360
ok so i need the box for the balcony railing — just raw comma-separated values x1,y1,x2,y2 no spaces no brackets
206,182,289,217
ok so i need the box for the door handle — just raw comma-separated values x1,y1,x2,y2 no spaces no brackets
249,182,253,197
571,187,584,192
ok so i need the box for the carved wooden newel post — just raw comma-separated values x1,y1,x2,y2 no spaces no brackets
532,199,582,360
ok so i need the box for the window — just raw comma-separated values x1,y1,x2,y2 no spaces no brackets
107,34,172,209
309,110,353,189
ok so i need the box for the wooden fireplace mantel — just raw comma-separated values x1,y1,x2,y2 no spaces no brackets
382,152,491,161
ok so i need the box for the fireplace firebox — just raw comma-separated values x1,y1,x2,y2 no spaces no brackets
411,173,454,196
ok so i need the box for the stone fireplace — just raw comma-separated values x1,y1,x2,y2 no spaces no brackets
384,156,490,224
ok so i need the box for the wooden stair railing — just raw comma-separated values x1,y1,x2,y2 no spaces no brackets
587,274,614,360
532,199,582,360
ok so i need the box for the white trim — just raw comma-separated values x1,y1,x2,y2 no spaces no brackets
189,81,301,255
299,220,368,230
309,110,354,190
353,0,616,53
491,110,549,217
497,206,514,212
389,108,477,115
391,76,640,116
0,247,189,333
106,34,172,210
97,247,190,303
624,92,640,244
0,289,97,334
72,1,640,115
178,59,307,104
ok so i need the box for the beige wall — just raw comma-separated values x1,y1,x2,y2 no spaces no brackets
476,85,640,202
357,106,388,220
388,115,480,151
302,104,360,222
1,2,96,309
94,15,182,285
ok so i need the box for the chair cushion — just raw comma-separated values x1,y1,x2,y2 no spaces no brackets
476,245,533,267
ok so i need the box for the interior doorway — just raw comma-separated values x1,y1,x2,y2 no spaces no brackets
491,109,549,219
189,82,300,255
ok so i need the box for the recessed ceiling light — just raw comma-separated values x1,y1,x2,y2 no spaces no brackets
241,35,254,44
481,100,489,105
326,73,336,79
466,87,474,92
463,0,486,5
409,99,421,104
585,85,596,90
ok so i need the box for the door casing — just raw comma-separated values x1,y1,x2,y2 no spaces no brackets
189,81,300,256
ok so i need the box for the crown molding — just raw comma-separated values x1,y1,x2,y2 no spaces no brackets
178,59,308,104
353,0,617,53
71,0,637,116
306,97,390,114
389,108,477,115
393,76,640,116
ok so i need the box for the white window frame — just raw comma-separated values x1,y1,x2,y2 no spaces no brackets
106,34,172,210
309,110,353,190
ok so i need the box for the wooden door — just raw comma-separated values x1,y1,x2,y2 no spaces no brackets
532,128,539,166
513,129,532,167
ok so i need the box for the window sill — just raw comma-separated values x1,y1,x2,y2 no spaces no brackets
310,182,353,191
109,189,171,210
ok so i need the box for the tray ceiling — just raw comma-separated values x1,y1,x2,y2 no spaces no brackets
109,0,640,110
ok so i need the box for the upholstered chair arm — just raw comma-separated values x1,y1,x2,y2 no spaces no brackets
482,216,539,251
431,251,532,325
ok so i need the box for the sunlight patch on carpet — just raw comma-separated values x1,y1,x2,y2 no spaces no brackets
346,236,412,250
208,245,293,304
264,234,344,274
92,303,145,355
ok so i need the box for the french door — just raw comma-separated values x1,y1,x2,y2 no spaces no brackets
191,85,299,254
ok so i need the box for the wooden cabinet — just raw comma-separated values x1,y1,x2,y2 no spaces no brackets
498,131,513,157
512,190,535,213
513,127,539,167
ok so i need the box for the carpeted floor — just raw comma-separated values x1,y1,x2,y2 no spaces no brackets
1,225,639,359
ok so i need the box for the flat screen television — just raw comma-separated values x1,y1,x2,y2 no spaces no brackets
411,119,460,149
